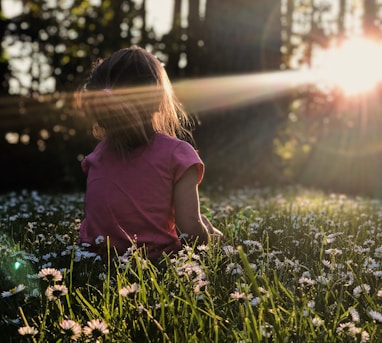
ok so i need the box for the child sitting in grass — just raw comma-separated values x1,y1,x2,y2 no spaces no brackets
78,46,223,260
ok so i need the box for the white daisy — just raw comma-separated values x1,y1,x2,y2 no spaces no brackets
325,248,342,256
45,285,68,301
312,317,324,327
353,284,371,298
18,326,38,336
350,308,360,322
1,284,26,298
60,319,82,341
230,291,246,300
83,319,109,339
222,245,238,256
363,257,380,270
119,283,139,297
298,277,316,286
38,268,63,282
361,330,370,342
368,310,382,322
194,280,210,293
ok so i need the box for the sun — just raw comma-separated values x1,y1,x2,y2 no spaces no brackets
315,37,382,95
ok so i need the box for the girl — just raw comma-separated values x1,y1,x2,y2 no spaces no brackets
78,46,223,260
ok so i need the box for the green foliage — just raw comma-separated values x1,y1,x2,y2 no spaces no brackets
2,187,382,342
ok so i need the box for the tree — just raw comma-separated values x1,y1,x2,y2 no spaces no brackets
278,0,382,195
0,1,11,96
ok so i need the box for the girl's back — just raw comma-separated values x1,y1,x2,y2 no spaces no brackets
79,133,203,260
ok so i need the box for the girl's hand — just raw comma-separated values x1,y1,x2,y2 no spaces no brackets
211,227,224,237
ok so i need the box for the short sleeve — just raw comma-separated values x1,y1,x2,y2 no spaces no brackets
172,141,204,185
81,157,89,174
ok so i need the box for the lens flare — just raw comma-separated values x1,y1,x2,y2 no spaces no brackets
314,37,382,95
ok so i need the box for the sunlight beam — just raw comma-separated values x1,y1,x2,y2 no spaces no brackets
0,69,318,125
172,70,316,113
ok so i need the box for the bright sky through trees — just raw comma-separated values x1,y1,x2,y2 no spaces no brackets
1,0,177,37
314,38,382,95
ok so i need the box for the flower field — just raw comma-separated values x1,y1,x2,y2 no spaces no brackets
1,186,382,342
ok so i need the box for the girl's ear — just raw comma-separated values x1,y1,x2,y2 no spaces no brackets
92,122,106,140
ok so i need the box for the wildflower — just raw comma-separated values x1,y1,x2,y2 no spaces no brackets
374,246,382,258
363,257,380,270
98,273,107,281
250,297,261,306
83,319,109,340
95,235,104,244
307,300,315,309
316,275,330,285
243,240,263,251
324,233,338,244
353,284,371,298
325,248,342,256
222,245,238,256
137,257,149,269
176,261,204,280
377,289,382,298
18,326,38,336
38,268,63,282
80,251,97,259
226,262,243,275
60,320,82,341
292,239,300,246
119,283,139,297
322,259,333,269
349,308,360,322
336,322,361,337
230,291,247,300
298,277,316,286
26,288,40,298
258,287,270,298
361,330,370,342
260,323,273,338
191,253,201,260
340,271,354,286
42,253,55,261
194,280,210,293
178,233,189,240
197,244,208,252
45,284,68,301
1,284,26,298
312,317,324,327
3,317,20,325
368,310,382,322
136,304,145,314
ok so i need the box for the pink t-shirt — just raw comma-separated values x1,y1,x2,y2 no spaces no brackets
79,133,204,260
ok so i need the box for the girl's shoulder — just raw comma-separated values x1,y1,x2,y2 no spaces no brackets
154,133,193,148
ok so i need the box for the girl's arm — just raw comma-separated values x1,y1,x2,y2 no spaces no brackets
174,165,223,243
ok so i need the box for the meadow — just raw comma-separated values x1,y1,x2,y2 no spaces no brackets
1,186,382,342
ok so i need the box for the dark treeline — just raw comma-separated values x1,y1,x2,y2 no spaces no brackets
2,0,382,196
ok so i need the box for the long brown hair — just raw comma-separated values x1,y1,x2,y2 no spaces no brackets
78,46,192,156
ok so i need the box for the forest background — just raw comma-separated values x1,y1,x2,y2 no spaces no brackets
2,0,382,197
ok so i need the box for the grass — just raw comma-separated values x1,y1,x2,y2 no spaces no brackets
1,186,382,342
